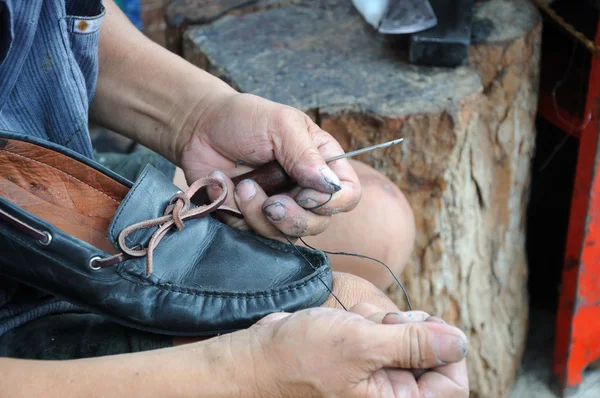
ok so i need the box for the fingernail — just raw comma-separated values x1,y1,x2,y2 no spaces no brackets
319,166,342,192
382,312,404,324
209,170,226,180
433,334,468,364
263,202,286,222
426,316,447,324
296,189,340,210
297,198,320,208
208,171,226,191
235,180,256,202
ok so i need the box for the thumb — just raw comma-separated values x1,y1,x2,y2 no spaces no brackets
255,312,292,326
361,322,469,370
271,111,342,194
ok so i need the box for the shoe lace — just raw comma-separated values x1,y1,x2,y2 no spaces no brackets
95,177,240,275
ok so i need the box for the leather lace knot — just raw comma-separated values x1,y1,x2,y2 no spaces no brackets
116,177,238,276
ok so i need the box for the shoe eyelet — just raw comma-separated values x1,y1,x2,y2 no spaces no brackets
38,231,52,246
89,256,102,270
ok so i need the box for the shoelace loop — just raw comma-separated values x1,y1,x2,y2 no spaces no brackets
117,176,230,275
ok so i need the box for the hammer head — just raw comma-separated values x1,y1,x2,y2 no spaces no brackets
352,0,438,34
408,0,474,67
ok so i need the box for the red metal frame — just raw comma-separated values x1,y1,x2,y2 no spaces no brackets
548,21,600,395
537,87,587,139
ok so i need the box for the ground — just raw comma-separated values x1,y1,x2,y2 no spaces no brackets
512,309,600,398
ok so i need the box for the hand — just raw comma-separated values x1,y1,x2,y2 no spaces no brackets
92,3,359,242
178,273,468,397
233,303,469,398
323,271,404,312
175,273,468,396
178,92,361,241
172,271,400,346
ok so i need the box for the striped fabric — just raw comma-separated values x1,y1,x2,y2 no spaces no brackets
0,0,105,336
0,0,104,157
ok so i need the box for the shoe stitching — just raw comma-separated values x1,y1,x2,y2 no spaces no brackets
2,231,332,300
0,156,330,280
0,149,121,204
1,233,331,336
118,265,332,299
116,174,228,275
108,167,150,241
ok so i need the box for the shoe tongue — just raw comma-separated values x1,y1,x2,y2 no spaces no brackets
108,165,181,250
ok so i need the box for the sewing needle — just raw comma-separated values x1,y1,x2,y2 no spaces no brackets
325,138,404,163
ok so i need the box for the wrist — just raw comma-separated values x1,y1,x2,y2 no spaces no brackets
90,0,238,166
173,81,238,165
195,330,272,398
165,330,270,398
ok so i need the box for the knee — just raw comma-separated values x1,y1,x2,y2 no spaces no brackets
322,272,401,312
322,160,415,291
353,161,415,286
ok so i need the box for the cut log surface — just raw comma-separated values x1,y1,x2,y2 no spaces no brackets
181,1,542,397
165,0,293,52
166,0,288,26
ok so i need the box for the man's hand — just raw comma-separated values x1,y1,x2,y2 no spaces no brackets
232,303,469,398
235,273,467,397
2,302,468,398
92,2,361,241
173,273,467,397
177,92,362,241
324,271,402,312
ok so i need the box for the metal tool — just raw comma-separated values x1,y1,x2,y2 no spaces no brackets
352,0,438,34
325,138,404,162
231,138,405,196
408,0,474,67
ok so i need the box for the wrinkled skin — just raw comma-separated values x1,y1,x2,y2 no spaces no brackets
175,272,469,398
237,301,469,398
175,91,469,398
179,92,362,242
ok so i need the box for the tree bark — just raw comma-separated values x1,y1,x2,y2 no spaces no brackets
180,1,542,396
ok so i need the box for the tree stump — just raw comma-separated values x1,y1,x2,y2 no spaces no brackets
164,0,294,54
177,1,542,396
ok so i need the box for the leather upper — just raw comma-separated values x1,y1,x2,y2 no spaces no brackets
0,130,333,336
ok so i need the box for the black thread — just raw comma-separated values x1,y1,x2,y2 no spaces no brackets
302,194,333,210
299,237,413,311
280,233,348,311
538,37,587,172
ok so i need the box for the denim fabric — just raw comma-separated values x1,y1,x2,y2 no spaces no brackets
0,0,103,157
0,313,172,359
0,1,109,339
96,148,177,182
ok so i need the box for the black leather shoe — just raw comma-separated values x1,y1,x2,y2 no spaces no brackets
0,131,332,336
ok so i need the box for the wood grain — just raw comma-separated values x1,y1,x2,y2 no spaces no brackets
180,1,542,395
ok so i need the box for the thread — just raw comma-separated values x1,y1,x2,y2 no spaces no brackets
302,194,333,210
280,233,348,310
299,238,413,311
538,30,591,172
